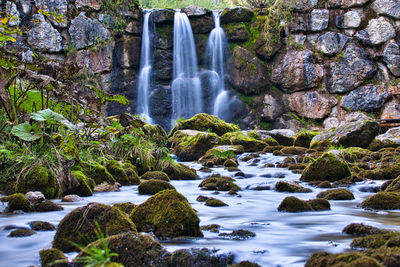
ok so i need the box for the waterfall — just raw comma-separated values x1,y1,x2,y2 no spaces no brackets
171,11,203,124
205,11,230,121
136,10,153,124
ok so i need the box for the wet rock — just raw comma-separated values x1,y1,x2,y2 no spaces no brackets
29,221,56,231
232,261,261,267
308,198,331,211
151,9,175,24
311,120,380,149
72,43,113,74
94,182,120,193
199,145,242,166
289,91,337,120
224,159,238,168
114,35,141,69
262,94,284,121
125,20,142,35
342,84,390,112
8,228,36,237
130,190,202,239
369,127,400,151
316,32,349,56
278,196,313,212
40,248,67,267
383,40,400,77
61,194,83,202
113,202,137,215
76,0,101,10
138,180,175,195
199,175,241,193
27,14,63,52
301,153,351,182
305,251,382,267
205,197,228,207
221,7,253,23
1,193,31,213
170,248,234,267
53,203,137,252
69,12,111,50
190,15,214,34
335,10,362,28
218,229,256,240
343,223,390,236
275,181,312,193
327,43,376,93
361,192,400,210
35,200,63,212
263,129,295,146
80,232,170,266
161,161,198,180
34,0,68,28
310,9,330,32
201,224,221,232
25,191,45,207
229,46,268,95
317,188,355,200
356,17,396,46
223,24,249,42
372,0,400,19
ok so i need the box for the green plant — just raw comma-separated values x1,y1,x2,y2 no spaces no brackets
212,150,236,159
70,222,118,267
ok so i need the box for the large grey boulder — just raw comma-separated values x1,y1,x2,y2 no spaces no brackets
72,43,113,74
27,14,63,52
372,0,400,19
383,40,400,77
150,9,174,24
34,0,68,28
309,9,329,32
369,127,400,150
69,12,111,50
263,129,295,146
2,2,20,26
220,7,254,24
229,46,268,95
289,91,337,120
355,17,396,46
271,50,323,93
327,43,376,93
262,94,284,121
181,5,209,16
316,32,349,56
335,10,361,29
342,84,390,112
311,120,380,148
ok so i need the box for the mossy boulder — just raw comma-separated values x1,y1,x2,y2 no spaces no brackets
280,146,308,155
130,189,202,239
199,145,242,166
305,251,382,267
8,228,36,237
82,161,115,185
40,248,67,267
29,221,56,231
70,170,95,197
35,200,64,212
113,202,137,215
361,192,400,210
277,196,313,212
170,248,234,267
275,181,312,193
53,203,137,252
143,123,168,144
205,197,228,207
169,130,226,161
138,180,175,195
199,175,241,193
384,176,400,192
169,113,239,137
368,127,400,151
223,159,238,168
359,165,400,180
308,198,331,211
294,131,319,148
218,229,256,240
105,160,140,185
232,261,262,267
17,166,58,199
161,161,198,180
343,223,389,236
78,232,170,267
300,153,351,182
222,131,268,152
317,188,355,200
221,7,253,23
1,193,31,212
351,232,400,249
141,171,170,181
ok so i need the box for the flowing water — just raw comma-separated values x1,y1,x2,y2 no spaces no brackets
1,152,400,267
205,11,231,121
136,10,154,124
171,11,203,125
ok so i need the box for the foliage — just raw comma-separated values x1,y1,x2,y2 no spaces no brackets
71,222,119,267
212,149,236,159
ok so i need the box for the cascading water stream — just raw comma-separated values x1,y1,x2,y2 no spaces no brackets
205,11,231,121
171,11,203,125
136,10,154,124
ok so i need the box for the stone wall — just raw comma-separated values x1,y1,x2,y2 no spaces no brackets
4,0,400,131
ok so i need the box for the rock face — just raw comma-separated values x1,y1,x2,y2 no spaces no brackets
311,120,380,148
327,43,376,93
383,40,400,77
76,0,101,10
34,0,68,28
230,46,268,95
114,36,141,69
221,7,254,23
262,94,284,121
289,91,337,120
72,43,113,74
355,17,396,46
271,50,323,93
27,14,63,52
328,0,369,8
372,0,400,19
309,9,330,31
342,85,390,112
335,10,361,28
69,12,111,50
316,32,349,56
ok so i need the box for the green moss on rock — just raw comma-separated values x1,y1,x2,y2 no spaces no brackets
308,198,331,211
343,223,389,236
18,166,58,199
138,180,175,195
40,248,67,267
130,189,202,239
162,161,198,180
361,192,400,210
84,161,115,185
53,203,137,252
351,232,400,249
205,197,228,207
275,181,311,193
1,193,31,212
141,171,170,181
199,175,241,192
277,196,313,212
8,228,36,237
317,188,355,200
113,202,137,215
294,131,319,148
222,131,267,152
300,153,351,182
105,160,139,185
71,170,95,197
305,251,382,267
